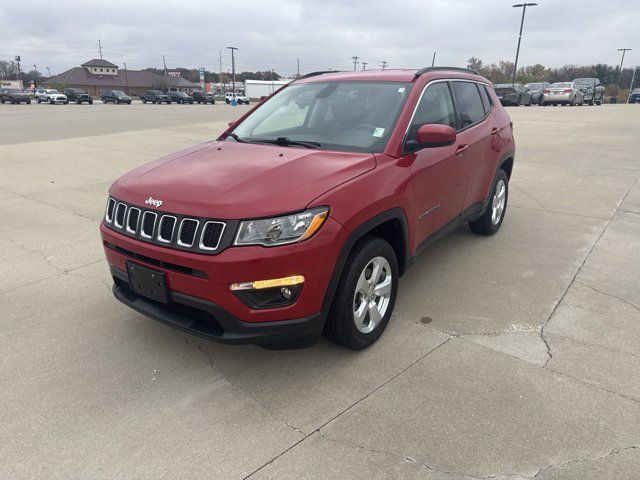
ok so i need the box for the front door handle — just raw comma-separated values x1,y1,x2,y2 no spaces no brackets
455,144,469,156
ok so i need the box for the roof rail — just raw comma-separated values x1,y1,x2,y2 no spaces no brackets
297,70,339,80
415,66,479,77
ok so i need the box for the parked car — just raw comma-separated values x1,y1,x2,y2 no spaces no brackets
63,88,93,104
167,91,194,104
572,78,604,105
493,83,532,106
525,82,550,105
192,91,215,104
36,89,68,104
629,88,640,104
101,90,132,104
100,67,515,349
140,90,171,104
0,87,31,104
225,92,250,105
542,82,585,106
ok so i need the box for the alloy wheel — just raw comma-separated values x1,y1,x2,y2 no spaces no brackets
491,179,506,225
352,256,392,334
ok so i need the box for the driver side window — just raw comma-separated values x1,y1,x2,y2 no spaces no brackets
406,82,456,143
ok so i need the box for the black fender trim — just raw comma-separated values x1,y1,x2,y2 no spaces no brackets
320,208,410,314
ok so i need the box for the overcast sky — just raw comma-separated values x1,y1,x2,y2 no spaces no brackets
0,0,637,77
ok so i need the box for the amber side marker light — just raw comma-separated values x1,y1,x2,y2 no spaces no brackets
230,275,305,291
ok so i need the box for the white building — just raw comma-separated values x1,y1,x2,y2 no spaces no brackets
244,79,290,99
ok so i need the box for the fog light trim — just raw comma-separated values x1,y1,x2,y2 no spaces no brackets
230,275,305,291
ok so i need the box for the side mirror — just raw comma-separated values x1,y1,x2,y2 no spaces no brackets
410,124,457,150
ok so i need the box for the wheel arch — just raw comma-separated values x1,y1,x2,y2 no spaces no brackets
321,208,410,314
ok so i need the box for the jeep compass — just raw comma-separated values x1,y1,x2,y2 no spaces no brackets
101,67,515,349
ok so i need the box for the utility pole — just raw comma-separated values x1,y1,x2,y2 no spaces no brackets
46,67,50,78
431,51,437,67
14,55,21,80
296,57,300,78
362,62,367,71
380,60,388,70
33,64,38,88
628,66,638,103
352,56,359,71
98,39,103,60
511,3,538,85
227,46,238,95
618,48,632,72
162,55,168,76
123,63,129,94
218,51,224,96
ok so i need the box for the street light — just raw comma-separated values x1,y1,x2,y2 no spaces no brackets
46,67,50,78
33,64,38,88
226,46,238,98
511,3,538,85
123,63,129,95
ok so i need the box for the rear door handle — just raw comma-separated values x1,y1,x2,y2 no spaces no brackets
455,144,469,156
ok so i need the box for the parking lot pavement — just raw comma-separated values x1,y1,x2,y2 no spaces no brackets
1,103,639,479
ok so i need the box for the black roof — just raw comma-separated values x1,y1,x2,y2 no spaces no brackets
81,58,119,68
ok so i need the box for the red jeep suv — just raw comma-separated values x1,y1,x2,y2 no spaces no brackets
101,67,515,349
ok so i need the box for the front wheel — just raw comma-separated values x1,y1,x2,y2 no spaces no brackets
469,170,509,235
324,236,398,349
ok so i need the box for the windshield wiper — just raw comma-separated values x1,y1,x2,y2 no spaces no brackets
226,132,246,143
248,137,321,149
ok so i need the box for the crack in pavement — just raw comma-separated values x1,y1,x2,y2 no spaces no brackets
532,445,640,478
575,279,640,313
241,337,452,479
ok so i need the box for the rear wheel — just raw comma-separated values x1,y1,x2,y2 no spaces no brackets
48,98,53,104
26,99,31,104
469,169,509,236
115,99,120,104
324,236,398,349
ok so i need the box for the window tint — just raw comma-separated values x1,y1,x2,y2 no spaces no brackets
478,85,491,113
452,82,485,128
407,82,456,144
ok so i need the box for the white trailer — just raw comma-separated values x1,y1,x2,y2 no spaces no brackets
244,79,289,99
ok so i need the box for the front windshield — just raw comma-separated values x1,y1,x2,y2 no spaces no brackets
174,92,187,97
113,90,126,95
528,83,544,89
574,78,594,86
229,81,412,153
46,89,60,94
6,88,21,93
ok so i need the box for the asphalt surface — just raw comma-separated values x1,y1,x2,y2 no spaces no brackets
2,102,640,479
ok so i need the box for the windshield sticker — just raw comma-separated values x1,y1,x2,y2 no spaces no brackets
373,127,385,138
397,87,406,93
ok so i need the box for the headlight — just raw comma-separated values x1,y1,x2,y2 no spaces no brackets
234,207,328,247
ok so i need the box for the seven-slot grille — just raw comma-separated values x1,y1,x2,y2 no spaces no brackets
104,198,226,254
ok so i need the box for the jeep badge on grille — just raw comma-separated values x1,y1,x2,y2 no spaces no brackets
145,197,163,208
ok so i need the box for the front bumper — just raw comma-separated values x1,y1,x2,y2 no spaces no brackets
111,266,324,345
100,216,347,343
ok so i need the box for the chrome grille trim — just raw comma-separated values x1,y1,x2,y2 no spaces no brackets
157,215,177,243
199,221,226,251
177,218,199,247
126,207,141,234
105,198,116,223
114,202,127,229
141,211,157,239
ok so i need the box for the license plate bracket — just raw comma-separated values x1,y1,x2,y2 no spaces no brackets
126,261,169,303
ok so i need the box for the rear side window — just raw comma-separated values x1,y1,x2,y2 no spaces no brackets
478,85,492,114
452,82,486,128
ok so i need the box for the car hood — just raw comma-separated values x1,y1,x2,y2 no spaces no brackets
110,141,376,219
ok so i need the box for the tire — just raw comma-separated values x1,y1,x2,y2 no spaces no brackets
226,98,230,104
37,97,41,103
324,236,399,349
10,97,15,104
128,101,131,104
89,100,93,105
115,99,119,104
26,99,31,104
469,169,509,235
142,98,146,104
76,99,81,104
49,98,53,104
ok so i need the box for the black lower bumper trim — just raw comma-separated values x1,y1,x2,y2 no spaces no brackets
111,267,325,345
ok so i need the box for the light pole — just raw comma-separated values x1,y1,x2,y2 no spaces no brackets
629,66,638,104
33,64,38,88
15,55,21,80
123,63,129,95
227,46,238,96
511,3,538,85
46,67,50,78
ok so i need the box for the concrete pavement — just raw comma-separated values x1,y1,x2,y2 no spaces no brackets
1,102,639,479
